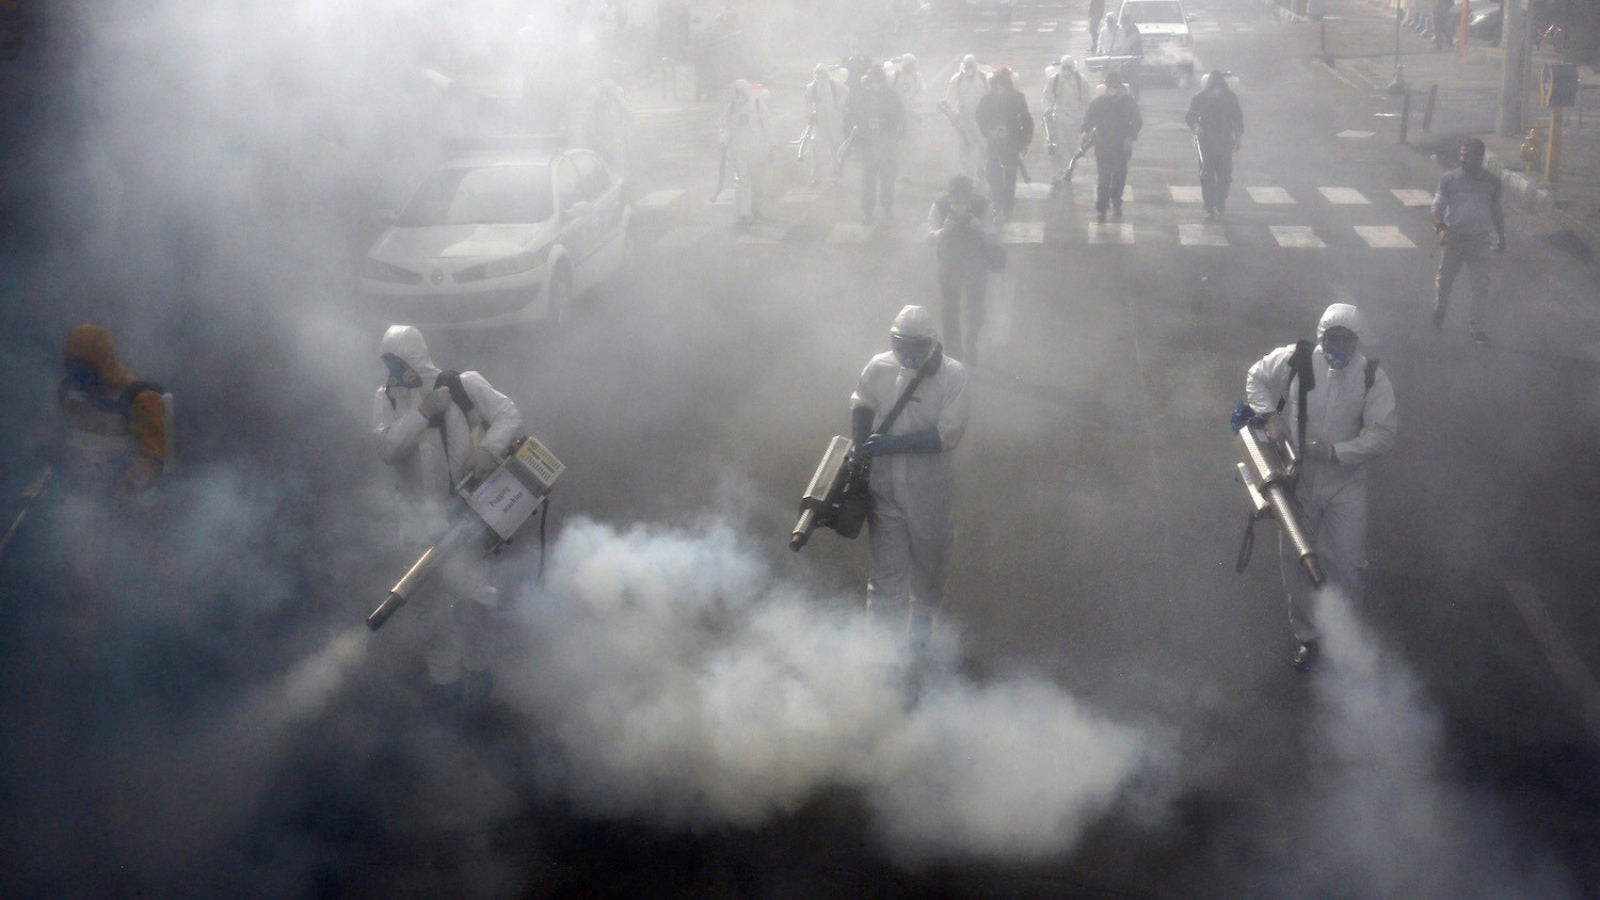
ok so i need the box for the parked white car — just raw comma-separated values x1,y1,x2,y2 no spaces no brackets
1114,0,1199,85
360,147,633,328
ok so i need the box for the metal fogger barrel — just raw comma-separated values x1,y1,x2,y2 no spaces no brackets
1236,424,1325,586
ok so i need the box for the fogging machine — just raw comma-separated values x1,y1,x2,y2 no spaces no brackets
789,435,870,551
366,434,565,630
1233,418,1325,587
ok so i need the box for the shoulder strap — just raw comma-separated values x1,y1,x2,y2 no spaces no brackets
118,381,164,417
434,370,476,416
1288,340,1315,457
1364,357,1380,394
879,346,943,435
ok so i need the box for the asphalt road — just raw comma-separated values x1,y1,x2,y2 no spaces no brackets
3,0,1599,895
523,0,1600,893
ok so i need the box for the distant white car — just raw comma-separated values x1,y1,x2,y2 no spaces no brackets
1114,0,1199,85
360,147,633,328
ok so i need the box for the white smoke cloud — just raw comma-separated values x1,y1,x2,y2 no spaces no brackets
501,517,1150,860
1297,588,1576,899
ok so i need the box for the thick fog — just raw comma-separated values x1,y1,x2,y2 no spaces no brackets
0,0,1587,895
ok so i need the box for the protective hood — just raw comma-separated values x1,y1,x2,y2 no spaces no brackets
380,324,441,381
1317,303,1366,343
961,53,978,72
63,323,134,392
1204,69,1229,92
890,305,938,341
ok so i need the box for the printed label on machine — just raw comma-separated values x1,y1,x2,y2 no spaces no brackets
465,465,544,541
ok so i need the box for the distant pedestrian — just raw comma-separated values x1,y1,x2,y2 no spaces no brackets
1087,0,1106,51
1081,70,1142,224
1185,70,1243,219
942,54,988,184
1431,137,1505,345
844,65,906,225
926,174,999,365
1431,0,1454,49
975,67,1033,221
720,79,775,227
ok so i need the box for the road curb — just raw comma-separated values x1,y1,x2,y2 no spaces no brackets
1302,40,1598,264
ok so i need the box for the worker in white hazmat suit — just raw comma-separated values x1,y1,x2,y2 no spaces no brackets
942,54,988,183
804,63,848,187
1245,303,1397,670
720,79,775,226
372,325,524,705
1041,55,1085,181
851,306,971,652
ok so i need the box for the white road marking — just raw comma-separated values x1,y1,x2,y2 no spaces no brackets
1505,580,1600,748
1247,186,1296,204
1003,221,1046,243
1392,188,1434,206
1319,186,1371,205
1170,185,1204,203
1270,225,1325,248
636,189,686,208
1179,223,1229,246
1089,222,1135,244
1337,129,1377,138
1355,225,1416,248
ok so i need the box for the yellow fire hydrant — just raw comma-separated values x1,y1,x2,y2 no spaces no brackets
1521,122,1549,172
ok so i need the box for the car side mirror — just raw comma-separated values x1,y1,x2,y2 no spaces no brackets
1186,12,1198,21
563,200,594,220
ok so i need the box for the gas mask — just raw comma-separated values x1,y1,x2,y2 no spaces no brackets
64,356,100,391
1321,329,1357,370
383,353,422,388
892,334,935,370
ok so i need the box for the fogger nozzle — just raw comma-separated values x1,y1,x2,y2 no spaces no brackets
366,593,406,630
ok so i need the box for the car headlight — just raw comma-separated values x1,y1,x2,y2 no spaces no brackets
455,251,540,283
362,258,423,285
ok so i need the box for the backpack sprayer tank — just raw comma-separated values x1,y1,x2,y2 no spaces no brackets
366,434,564,630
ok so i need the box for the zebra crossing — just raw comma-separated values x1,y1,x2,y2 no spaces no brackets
637,179,1441,252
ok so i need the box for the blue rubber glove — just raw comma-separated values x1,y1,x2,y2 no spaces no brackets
861,433,906,458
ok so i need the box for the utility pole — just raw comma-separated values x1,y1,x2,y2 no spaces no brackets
1497,0,1525,136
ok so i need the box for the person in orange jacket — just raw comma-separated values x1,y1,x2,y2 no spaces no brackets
53,323,167,499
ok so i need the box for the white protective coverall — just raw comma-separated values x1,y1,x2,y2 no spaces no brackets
851,306,971,645
721,79,774,222
805,64,849,185
1245,304,1398,642
1041,59,1084,178
372,325,523,686
944,56,988,183
890,54,925,122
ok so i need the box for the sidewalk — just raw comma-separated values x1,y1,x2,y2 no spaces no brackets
1269,0,1600,265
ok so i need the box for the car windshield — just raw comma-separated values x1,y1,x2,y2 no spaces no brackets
398,164,552,226
1120,1,1184,24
